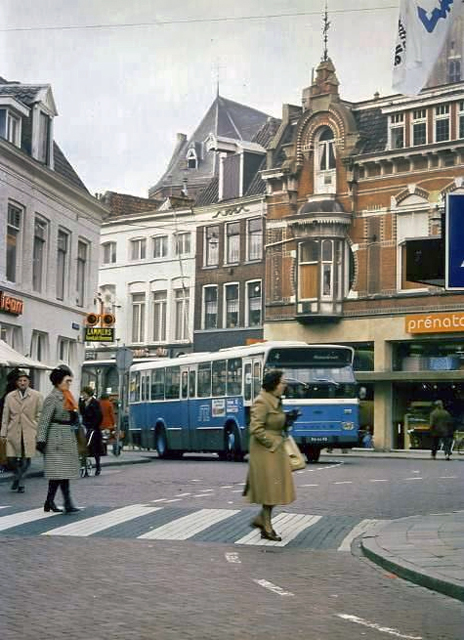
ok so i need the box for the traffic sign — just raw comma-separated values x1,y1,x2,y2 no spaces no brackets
115,347,133,372
446,193,464,290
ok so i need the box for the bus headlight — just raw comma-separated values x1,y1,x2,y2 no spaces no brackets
341,421,354,430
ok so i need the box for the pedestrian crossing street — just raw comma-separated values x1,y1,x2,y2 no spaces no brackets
0,503,384,550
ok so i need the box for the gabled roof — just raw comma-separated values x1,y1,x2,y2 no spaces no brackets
149,94,271,197
53,142,89,193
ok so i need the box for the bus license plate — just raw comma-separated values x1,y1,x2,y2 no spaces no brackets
309,437,328,442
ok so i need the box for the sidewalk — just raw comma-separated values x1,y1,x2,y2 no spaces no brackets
361,513,464,602
0,449,158,483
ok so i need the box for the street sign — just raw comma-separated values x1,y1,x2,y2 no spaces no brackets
115,347,133,372
446,193,464,290
84,327,115,342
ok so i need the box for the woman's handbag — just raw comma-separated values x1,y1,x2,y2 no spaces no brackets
284,435,306,471
0,437,7,465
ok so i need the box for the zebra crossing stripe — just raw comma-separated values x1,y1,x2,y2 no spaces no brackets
138,508,240,540
0,506,9,510
337,519,383,551
235,513,322,547
0,507,60,531
42,505,162,537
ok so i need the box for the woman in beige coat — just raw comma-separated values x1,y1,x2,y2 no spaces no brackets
0,371,43,493
244,369,295,541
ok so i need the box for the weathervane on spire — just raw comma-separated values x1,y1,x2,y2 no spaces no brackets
322,0,330,62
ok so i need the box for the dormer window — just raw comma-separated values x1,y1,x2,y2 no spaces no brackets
389,113,404,149
0,108,22,147
186,147,198,169
37,112,51,164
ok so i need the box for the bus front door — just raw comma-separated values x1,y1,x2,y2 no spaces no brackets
179,367,191,451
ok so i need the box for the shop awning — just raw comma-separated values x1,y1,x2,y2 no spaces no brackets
356,370,464,383
0,340,50,370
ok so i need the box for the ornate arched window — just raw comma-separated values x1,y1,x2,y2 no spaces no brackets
315,127,336,194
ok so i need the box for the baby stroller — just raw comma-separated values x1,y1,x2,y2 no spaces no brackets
79,429,96,478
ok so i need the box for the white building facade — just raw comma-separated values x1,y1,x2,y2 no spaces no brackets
97,203,196,359
0,79,107,392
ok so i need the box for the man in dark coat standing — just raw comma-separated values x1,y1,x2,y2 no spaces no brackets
429,400,454,460
80,386,103,475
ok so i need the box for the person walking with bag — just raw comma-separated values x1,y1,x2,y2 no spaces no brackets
80,386,103,475
430,400,454,460
0,371,43,493
36,365,80,513
99,393,118,455
244,369,296,541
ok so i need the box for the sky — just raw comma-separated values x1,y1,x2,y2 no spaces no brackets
0,1,400,198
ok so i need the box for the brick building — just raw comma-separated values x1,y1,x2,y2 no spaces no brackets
261,59,464,450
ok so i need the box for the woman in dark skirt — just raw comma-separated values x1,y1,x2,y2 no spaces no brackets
36,365,80,513
80,386,103,475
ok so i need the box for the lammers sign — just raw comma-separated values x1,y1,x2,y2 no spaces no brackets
0,291,24,315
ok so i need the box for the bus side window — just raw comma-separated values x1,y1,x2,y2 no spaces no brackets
189,370,196,398
198,362,211,398
129,372,140,403
151,369,165,400
244,363,252,401
181,371,188,399
253,362,262,397
165,366,180,399
227,358,242,396
142,374,150,401
212,360,226,397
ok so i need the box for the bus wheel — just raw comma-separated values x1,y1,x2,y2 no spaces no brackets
155,427,169,459
305,446,321,463
224,426,243,462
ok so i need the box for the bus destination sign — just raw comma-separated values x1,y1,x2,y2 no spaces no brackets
84,327,115,342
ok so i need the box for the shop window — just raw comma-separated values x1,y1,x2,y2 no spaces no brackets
393,341,464,372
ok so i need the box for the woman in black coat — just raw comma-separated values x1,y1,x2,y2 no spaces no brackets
80,386,103,475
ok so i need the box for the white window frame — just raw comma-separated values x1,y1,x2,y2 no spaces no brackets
298,240,319,301
225,221,240,265
187,147,198,169
396,209,430,293
175,232,191,256
32,216,48,293
30,331,47,363
152,290,167,342
37,111,50,164
204,226,219,267
314,127,336,194
245,279,262,327
223,282,240,329
389,113,405,150
153,235,168,259
174,287,190,341
101,241,116,265
56,229,70,301
6,203,23,283
434,104,450,143
130,238,147,261
76,239,89,308
457,101,464,139
131,292,146,343
202,284,218,330
58,337,73,364
6,111,21,146
246,218,263,262
411,109,427,146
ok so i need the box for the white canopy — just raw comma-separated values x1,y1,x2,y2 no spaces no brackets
0,340,50,370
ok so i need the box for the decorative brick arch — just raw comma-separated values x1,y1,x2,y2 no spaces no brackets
440,177,464,200
394,185,430,206
296,109,345,167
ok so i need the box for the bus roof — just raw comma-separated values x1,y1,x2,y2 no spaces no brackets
129,342,354,372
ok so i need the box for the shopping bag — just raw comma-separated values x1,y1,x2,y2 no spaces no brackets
284,435,306,471
0,438,7,466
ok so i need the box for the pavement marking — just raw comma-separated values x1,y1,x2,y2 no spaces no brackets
176,493,191,497
300,483,319,487
369,479,389,482
0,506,9,510
404,477,422,481
193,494,214,498
439,476,457,479
138,508,240,540
225,552,241,564
190,479,202,482
253,579,294,597
333,481,353,485
412,470,420,473
164,498,183,503
337,614,422,639
0,507,61,532
42,505,162,537
235,512,322,547
221,485,233,489
231,489,243,493
338,519,383,551
151,498,168,503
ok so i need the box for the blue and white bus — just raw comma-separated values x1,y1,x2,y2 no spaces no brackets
128,341,359,463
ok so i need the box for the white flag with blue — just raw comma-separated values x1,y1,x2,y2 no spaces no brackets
392,0,463,95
